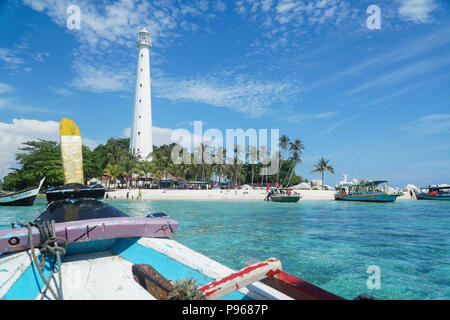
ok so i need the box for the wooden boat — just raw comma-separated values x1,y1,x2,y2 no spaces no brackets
266,188,301,203
0,178,45,207
415,186,450,200
46,183,105,202
335,180,401,203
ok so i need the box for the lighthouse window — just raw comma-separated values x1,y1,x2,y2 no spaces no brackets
138,132,141,135
141,54,143,57
141,68,143,71
140,84,142,87
139,99,141,103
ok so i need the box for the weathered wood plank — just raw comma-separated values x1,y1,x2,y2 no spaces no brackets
198,258,282,300
261,271,344,300
132,264,174,300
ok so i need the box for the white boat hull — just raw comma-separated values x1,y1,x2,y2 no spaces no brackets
0,237,291,300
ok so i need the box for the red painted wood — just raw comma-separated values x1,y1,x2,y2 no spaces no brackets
198,258,282,299
261,271,344,300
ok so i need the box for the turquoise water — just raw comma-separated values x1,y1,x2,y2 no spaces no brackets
1,198,449,300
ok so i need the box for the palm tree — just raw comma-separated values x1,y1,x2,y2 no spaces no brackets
137,159,152,188
104,163,124,189
277,134,290,184
311,157,335,190
122,151,140,188
258,145,269,187
247,145,258,187
285,139,305,186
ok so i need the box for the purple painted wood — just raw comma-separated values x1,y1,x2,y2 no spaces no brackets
0,217,178,254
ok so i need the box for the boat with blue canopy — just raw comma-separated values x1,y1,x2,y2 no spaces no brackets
335,180,402,202
415,185,450,200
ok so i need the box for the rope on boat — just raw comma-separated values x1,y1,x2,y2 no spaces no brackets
27,220,67,300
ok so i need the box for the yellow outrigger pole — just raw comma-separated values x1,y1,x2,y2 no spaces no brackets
60,118,84,184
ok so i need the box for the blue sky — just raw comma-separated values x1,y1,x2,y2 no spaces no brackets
0,0,449,187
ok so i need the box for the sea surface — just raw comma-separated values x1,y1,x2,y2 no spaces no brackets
1,198,449,300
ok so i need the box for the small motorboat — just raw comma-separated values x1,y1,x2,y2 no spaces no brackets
335,180,401,202
266,188,301,203
415,185,450,200
45,183,105,202
0,178,45,207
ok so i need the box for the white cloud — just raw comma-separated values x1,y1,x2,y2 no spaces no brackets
153,73,301,117
346,55,450,95
71,62,132,93
278,110,339,123
22,0,213,93
30,52,50,62
319,113,361,136
123,125,214,150
236,0,357,44
0,83,13,94
398,0,437,23
0,119,100,179
0,48,24,67
399,114,450,136
306,26,450,92
215,1,227,12
123,126,187,147
0,119,59,178
48,86,72,96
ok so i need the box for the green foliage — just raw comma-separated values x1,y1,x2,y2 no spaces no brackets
0,140,103,191
1,140,63,191
1,134,312,191
311,157,335,189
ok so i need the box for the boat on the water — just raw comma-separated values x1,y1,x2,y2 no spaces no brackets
46,183,105,202
266,188,301,203
0,185,353,300
0,178,45,207
415,185,450,200
335,180,401,203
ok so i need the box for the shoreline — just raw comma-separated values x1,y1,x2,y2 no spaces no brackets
103,189,412,201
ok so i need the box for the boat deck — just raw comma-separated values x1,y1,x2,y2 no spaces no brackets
1,238,291,300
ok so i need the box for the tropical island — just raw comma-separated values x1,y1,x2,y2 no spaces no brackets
1,133,337,198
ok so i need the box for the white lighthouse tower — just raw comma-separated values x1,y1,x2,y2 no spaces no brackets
130,28,153,160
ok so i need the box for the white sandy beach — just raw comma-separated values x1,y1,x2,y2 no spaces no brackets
106,189,411,201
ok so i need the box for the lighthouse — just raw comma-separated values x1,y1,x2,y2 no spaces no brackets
130,28,153,160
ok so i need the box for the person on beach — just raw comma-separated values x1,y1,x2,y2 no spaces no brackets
409,190,414,199
126,191,129,199
138,188,142,199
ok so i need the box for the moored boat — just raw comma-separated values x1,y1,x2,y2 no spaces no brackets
266,188,301,203
45,183,105,202
415,186,450,200
0,177,45,207
335,180,401,203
